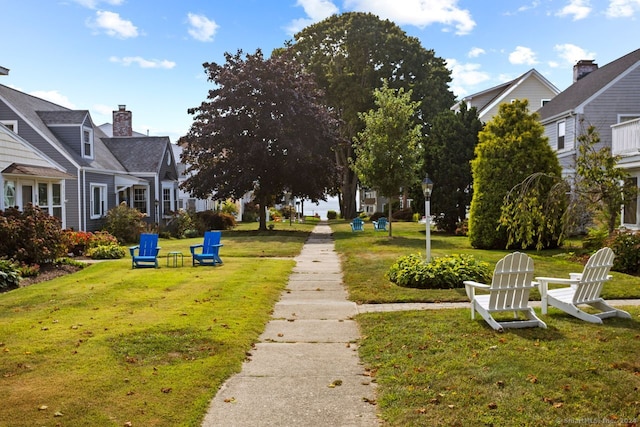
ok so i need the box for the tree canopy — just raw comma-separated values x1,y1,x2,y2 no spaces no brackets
469,99,562,249
352,81,423,235
179,49,339,230
279,12,455,219
425,102,482,233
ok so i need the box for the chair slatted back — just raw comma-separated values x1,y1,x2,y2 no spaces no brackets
488,252,535,310
203,231,222,255
139,234,158,257
574,247,614,303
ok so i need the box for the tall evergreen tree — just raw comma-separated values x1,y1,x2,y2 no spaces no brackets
469,99,562,249
425,102,482,233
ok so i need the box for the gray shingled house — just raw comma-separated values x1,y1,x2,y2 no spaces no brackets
0,78,179,232
538,48,640,230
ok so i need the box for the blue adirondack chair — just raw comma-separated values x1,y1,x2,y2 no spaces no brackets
350,217,364,232
190,230,224,266
129,233,161,268
373,217,388,231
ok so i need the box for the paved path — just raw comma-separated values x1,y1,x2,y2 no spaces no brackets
201,223,379,427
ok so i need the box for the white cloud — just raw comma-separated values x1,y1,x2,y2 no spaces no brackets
606,0,640,17
109,56,176,69
556,0,592,20
468,47,485,58
446,58,491,96
286,0,339,35
554,43,596,66
187,13,219,42
29,90,76,109
92,104,116,117
344,0,476,35
508,46,538,65
88,10,138,38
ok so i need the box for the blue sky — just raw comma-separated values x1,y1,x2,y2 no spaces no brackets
2,0,640,143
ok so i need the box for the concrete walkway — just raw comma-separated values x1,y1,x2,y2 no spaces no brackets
201,223,379,427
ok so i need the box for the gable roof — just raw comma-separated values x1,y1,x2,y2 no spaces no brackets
0,84,126,171
103,136,172,174
453,68,559,116
538,48,640,121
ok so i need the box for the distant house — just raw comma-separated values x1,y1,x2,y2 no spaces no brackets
452,68,560,123
537,48,640,229
0,75,179,231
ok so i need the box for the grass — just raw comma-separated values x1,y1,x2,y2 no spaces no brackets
0,223,313,426
330,219,640,426
331,220,640,303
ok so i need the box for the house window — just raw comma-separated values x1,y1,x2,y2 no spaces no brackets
1,120,18,133
51,183,62,219
83,127,93,158
3,180,15,207
557,121,565,150
133,186,148,214
36,182,63,220
162,186,173,216
541,99,550,107
618,115,640,123
38,183,48,206
623,177,638,225
90,184,107,219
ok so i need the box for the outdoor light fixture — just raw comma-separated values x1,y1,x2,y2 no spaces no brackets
421,175,434,262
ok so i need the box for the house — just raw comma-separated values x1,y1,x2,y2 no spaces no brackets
537,48,640,229
452,68,560,123
1,123,75,216
0,76,179,231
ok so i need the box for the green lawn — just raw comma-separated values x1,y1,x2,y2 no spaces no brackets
330,219,640,426
0,223,313,427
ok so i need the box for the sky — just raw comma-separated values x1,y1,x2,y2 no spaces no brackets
2,0,640,144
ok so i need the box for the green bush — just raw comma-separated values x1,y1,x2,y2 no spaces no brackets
242,202,259,222
327,210,338,220
105,203,146,244
85,245,126,260
582,226,609,251
0,259,21,292
606,229,640,275
369,211,385,222
391,207,413,222
0,205,68,265
194,210,236,233
387,253,491,289
163,209,196,238
221,200,238,216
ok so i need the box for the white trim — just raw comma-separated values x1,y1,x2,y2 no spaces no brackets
89,183,107,219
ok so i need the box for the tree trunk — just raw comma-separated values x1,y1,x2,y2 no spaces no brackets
258,195,268,231
336,142,358,219
387,199,393,237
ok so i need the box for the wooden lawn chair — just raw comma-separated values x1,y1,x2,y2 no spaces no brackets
464,252,546,332
350,217,364,232
190,231,223,266
129,233,160,268
373,217,387,231
536,247,631,323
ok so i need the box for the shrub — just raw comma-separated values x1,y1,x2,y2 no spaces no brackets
194,210,236,233
327,210,338,220
0,205,68,265
163,209,196,238
606,229,640,275
105,203,146,244
85,245,126,260
242,202,259,222
0,259,21,292
221,200,238,216
387,253,491,289
391,207,413,222
582,226,609,251
369,211,385,222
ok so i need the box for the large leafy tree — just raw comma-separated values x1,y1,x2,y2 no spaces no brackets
352,81,423,236
469,99,562,249
279,12,455,219
179,49,339,230
425,102,482,233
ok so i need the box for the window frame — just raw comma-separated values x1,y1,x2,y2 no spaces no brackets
133,185,149,215
82,126,94,159
557,121,566,150
1,120,18,133
90,183,107,219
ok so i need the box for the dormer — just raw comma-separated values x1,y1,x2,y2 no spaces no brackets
37,110,95,160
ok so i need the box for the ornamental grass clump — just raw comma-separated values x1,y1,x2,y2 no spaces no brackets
387,253,491,289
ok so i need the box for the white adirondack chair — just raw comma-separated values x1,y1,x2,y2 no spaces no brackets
464,252,546,332
536,247,631,324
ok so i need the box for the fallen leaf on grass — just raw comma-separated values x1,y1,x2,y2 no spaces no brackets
38,405,48,411
54,411,63,417
161,387,172,393
527,374,538,384
488,402,498,409
362,397,376,405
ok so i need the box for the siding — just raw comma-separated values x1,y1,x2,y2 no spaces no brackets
47,125,82,157
84,172,112,232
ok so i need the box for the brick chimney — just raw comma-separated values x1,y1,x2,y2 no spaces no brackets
112,105,132,137
573,59,598,82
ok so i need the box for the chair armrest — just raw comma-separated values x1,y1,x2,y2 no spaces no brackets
129,245,139,256
190,244,203,255
535,276,579,297
463,281,489,300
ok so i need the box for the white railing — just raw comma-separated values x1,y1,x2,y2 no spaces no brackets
612,118,640,156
